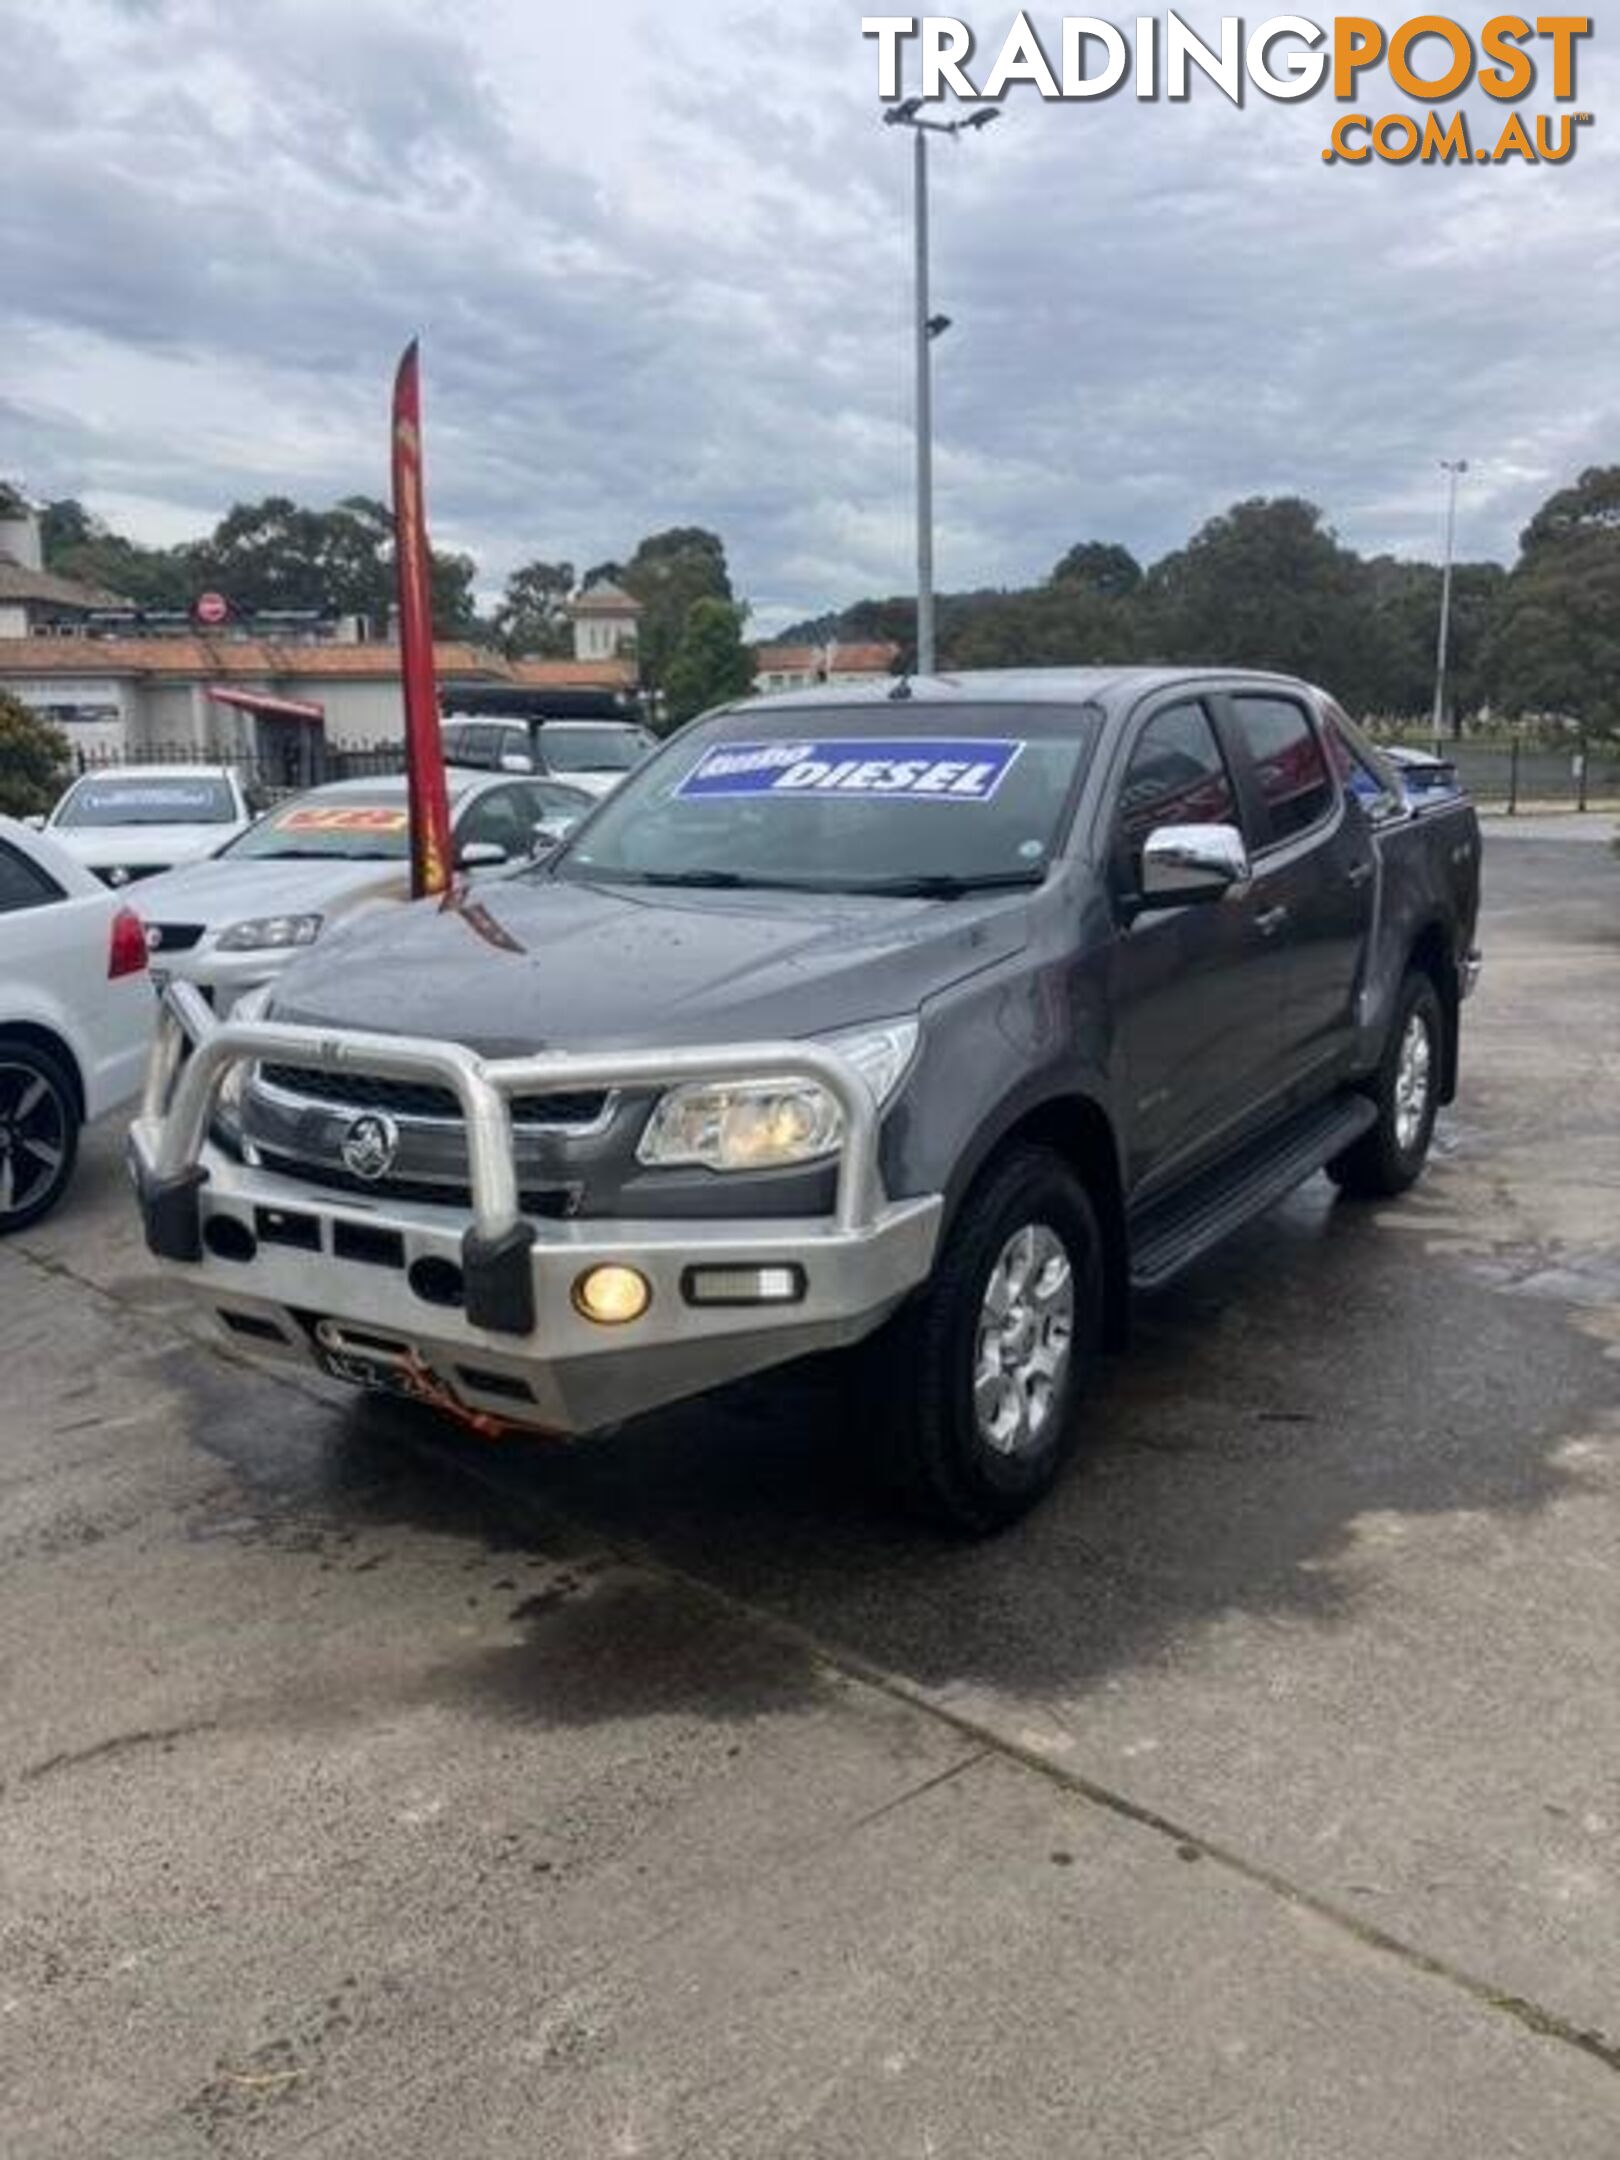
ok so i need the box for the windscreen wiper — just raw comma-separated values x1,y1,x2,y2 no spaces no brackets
834,869,1048,898
630,869,829,891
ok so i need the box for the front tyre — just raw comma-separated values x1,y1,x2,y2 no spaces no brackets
0,1038,81,1235
1329,970,1443,1199
875,1145,1103,1536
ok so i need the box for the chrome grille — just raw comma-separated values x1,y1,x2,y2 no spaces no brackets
258,1063,609,1129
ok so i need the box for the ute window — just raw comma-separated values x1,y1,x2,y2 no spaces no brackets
553,707,1099,894
1116,702,1238,876
1230,696,1335,845
55,776,237,827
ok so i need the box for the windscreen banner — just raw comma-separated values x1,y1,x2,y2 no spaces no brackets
677,738,1025,802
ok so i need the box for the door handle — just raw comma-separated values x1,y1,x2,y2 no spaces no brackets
1255,905,1290,937
1347,862,1374,888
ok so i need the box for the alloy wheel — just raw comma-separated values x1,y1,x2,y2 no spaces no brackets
972,1222,1075,1458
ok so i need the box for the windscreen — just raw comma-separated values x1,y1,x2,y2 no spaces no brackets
221,796,412,861
541,724,648,773
553,706,1098,894
56,776,237,827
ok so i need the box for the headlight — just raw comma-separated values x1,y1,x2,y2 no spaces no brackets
215,913,323,952
636,1020,918,1173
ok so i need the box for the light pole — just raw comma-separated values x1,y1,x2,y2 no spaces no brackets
883,98,999,677
1432,458,1469,747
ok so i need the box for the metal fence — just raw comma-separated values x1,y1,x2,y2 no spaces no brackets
1368,733,1620,813
69,737,405,798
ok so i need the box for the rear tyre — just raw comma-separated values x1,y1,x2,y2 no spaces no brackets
0,1038,81,1235
873,1144,1103,1536
1328,970,1443,1199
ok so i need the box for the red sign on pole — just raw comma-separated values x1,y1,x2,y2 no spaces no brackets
194,591,230,627
390,339,453,902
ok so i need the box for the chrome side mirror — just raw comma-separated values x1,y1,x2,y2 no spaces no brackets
1139,823,1250,907
457,839,509,870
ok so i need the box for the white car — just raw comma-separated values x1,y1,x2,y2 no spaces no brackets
440,717,656,798
41,765,256,887
0,816,154,1232
133,770,594,1011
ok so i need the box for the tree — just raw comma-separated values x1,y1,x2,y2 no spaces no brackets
427,547,480,639
1049,540,1142,600
1485,467,1620,736
494,559,575,658
663,597,755,724
182,494,481,637
957,589,1144,670
621,528,733,692
36,496,189,610
1145,498,1367,690
0,693,72,818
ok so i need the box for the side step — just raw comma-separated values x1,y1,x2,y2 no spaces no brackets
1128,1094,1377,1292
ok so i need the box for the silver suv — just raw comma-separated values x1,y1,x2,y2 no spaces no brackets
440,716,656,798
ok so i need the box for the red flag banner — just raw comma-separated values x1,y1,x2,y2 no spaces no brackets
391,339,453,901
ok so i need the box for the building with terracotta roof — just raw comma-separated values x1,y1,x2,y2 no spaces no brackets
752,639,901,695
0,631,639,771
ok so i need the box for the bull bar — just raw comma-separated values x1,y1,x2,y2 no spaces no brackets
128,982,942,1432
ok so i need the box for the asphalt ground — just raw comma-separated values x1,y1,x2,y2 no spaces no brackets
2,819,1617,2157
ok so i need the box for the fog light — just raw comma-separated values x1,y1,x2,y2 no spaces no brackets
683,1264,805,1308
573,1264,651,1325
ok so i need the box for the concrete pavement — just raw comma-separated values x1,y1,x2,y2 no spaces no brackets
2,826,1616,2156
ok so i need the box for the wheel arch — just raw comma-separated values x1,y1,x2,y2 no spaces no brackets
0,1022,86,1122
944,1088,1129,1351
1404,919,1460,1102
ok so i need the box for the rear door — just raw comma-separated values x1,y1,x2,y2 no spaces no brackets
1107,695,1284,1194
1216,689,1376,1093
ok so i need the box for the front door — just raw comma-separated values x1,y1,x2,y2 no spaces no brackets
1108,696,1284,1197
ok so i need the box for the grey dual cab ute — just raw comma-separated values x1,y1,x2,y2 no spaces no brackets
130,669,1482,1534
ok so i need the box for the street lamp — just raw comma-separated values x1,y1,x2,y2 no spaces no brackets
883,99,1001,676
1432,458,1470,747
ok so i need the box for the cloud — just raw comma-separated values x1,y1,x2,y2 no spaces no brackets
1,0,1615,630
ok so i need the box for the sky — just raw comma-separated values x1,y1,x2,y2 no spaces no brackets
3,1,1616,631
